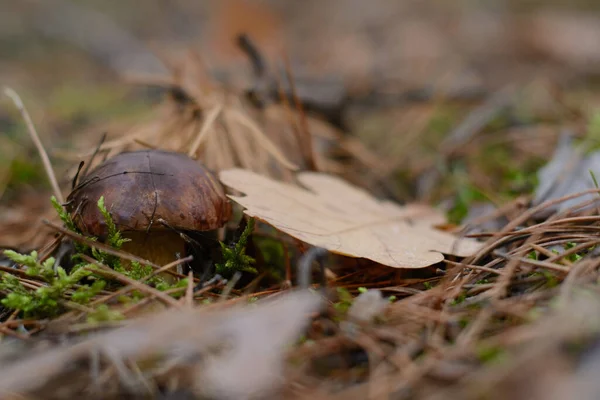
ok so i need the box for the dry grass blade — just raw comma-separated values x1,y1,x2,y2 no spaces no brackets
3,87,64,203
227,109,299,170
187,104,223,157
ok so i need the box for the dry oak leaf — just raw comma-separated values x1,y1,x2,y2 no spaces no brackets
219,169,482,268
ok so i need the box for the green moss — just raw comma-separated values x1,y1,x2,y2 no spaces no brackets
6,157,47,188
444,137,544,223
253,236,284,265
476,345,507,364
215,218,257,277
86,304,125,324
475,144,541,197
424,105,462,141
51,196,78,233
47,85,150,123
0,195,196,319
531,270,559,289
0,250,104,318
447,180,488,224
450,293,467,305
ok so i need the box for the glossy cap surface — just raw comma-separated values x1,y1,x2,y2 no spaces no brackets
66,150,232,238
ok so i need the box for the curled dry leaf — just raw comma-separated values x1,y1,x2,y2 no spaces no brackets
219,169,482,269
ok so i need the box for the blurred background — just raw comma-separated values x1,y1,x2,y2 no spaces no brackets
3,0,600,243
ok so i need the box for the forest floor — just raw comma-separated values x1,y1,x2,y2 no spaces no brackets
3,1,600,399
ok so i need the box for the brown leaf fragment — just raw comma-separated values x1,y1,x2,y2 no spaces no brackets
219,169,482,269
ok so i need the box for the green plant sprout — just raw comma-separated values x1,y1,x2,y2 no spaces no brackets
97,196,130,249
51,195,78,233
590,169,599,190
88,195,130,268
333,287,354,314
215,218,257,277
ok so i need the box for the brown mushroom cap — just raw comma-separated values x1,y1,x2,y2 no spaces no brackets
66,150,232,239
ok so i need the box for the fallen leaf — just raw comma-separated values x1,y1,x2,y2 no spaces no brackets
219,169,482,268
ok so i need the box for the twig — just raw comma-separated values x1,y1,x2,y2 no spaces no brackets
3,87,64,203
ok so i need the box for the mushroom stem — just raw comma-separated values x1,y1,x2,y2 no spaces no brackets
120,230,186,282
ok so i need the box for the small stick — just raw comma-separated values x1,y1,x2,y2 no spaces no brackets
3,87,64,203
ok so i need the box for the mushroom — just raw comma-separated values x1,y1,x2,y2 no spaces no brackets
65,150,232,277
